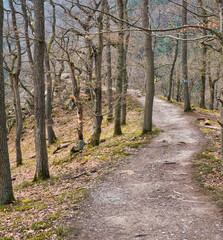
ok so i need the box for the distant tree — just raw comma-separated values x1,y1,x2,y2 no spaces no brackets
0,0,14,204
142,0,155,133
33,0,50,181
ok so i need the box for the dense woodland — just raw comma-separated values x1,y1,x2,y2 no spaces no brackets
1,0,223,236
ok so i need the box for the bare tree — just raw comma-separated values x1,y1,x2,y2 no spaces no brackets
142,0,155,133
167,36,179,101
45,0,57,145
33,0,50,181
89,2,104,146
0,0,14,204
182,0,191,112
114,0,125,136
5,0,23,166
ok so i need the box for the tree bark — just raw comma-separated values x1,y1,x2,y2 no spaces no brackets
69,63,84,141
89,4,104,146
105,0,113,121
114,0,124,136
0,0,14,204
167,37,179,101
9,0,23,167
142,0,155,133
182,0,191,112
45,1,57,145
45,48,56,145
33,0,50,181
121,0,130,125
198,0,208,109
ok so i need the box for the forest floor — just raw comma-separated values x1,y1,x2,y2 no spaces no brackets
66,92,223,240
1,93,160,240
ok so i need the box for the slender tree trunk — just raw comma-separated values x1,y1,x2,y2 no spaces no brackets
45,50,56,145
198,0,208,109
167,37,179,101
121,0,130,125
89,10,104,146
0,1,14,204
9,0,23,166
218,0,223,175
105,0,113,121
11,75,23,166
114,0,124,136
142,0,155,133
85,38,94,99
182,0,191,112
45,1,56,145
199,44,207,108
33,0,50,181
21,0,34,69
176,71,181,102
69,63,84,141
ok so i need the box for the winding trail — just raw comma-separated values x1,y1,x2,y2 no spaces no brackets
68,95,223,240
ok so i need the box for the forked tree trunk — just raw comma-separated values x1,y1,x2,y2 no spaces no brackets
0,1,14,204
182,0,191,112
114,0,124,136
33,0,50,181
142,0,155,133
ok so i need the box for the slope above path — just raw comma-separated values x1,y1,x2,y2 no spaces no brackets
67,95,223,240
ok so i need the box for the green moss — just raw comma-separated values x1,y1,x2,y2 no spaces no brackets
81,157,90,165
31,221,52,230
14,181,34,190
201,127,213,134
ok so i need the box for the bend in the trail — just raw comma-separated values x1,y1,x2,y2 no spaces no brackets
67,94,223,240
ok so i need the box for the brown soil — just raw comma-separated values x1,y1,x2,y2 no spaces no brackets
67,93,223,240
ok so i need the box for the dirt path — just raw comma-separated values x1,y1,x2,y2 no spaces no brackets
67,95,223,240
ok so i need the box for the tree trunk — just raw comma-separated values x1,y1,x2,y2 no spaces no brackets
198,0,208,109
0,1,14,204
182,0,191,112
45,47,56,145
121,0,130,126
11,75,23,167
21,0,34,69
218,0,223,175
9,0,23,167
85,38,94,99
69,63,84,141
167,37,179,101
105,0,113,121
89,10,104,146
176,71,181,102
199,44,207,109
114,0,124,136
142,0,155,133
33,0,50,181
